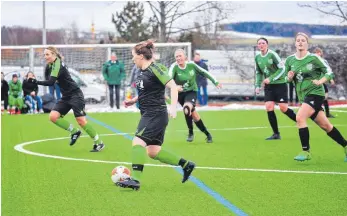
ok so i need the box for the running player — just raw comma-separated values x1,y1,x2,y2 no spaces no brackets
28,46,105,152
285,32,347,162
313,47,336,118
116,40,195,190
255,37,297,140
169,49,222,143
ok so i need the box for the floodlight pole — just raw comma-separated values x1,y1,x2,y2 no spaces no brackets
42,1,46,45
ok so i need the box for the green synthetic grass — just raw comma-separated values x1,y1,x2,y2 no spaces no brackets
2,109,347,216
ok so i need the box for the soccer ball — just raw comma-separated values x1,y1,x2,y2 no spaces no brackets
111,165,131,183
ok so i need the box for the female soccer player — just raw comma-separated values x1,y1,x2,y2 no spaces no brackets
116,40,196,190
169,49,222,143
285,32,347,162
313,47,336,118
27,46,104,152
255,37,297,140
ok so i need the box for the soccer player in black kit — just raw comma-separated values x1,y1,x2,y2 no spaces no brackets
28,46,105,152
116,40,195,190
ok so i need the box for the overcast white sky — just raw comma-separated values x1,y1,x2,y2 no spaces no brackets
1,1,344,32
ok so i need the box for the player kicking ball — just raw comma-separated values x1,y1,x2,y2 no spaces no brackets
116,40,196,190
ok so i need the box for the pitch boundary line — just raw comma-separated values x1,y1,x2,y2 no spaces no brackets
14,135,347,175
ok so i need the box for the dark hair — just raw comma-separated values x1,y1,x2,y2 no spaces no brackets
257,37,268,44
134,39,155,60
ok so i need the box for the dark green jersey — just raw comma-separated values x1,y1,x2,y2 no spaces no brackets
136,62,171,113
8,80,22,97
45,57,80,96
255,49,286,87
284,52,333,102
169,61,218,92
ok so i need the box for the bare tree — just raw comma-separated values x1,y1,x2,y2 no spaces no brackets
146,1,235,42
298,1,347,23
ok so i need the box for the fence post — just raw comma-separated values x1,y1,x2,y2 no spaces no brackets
29,46,34,72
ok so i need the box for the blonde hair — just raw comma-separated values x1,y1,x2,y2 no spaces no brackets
175,48,186,57
45,46,62,59
295,32,309,42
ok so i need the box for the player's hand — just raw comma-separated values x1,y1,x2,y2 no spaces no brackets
330,79,335,87
262,78,270,85
312,80,321,86
216,83,222,89
28,78,37,84
255,87,261,94
169,105,177,119
123,99,135,108
177,85,183,92
287,71,295,81
30,91,36,96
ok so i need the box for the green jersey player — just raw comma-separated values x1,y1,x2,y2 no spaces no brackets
169,49,222,143
117,40,195,190
255,37,297,140
28,46,104,152
285,32,347,162
8,74,24,114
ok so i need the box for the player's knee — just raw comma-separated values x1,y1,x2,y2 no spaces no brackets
265,103,274,111
76,117,87,127
296,114,306,126
49,112,59,123
147,151,157,159
183,105,192,116
146,146,161,159
319,122,333,132
279,105,288,113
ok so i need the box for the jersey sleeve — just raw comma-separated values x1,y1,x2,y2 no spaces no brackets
269,52,285,83
255,57,263,87
152,64,172,86
314,55,334,81
168,63,176,79
50,58,61,78
192,62,218,85
283,57,291,83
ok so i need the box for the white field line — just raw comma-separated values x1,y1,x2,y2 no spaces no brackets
13,134,347,176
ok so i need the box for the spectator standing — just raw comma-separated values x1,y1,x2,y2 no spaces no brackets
102,52,126,109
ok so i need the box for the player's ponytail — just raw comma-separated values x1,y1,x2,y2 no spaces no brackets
134,39,155,60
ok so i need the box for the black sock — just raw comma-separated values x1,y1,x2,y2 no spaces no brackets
327,127,347,147
299,127,310,151
284,108,297,122
178,158,187,167
324,100,330,116
184,114,194,134
194,119,209,136
267,111,279,134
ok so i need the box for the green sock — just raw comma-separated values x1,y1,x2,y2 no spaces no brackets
132,145,147,181
154,149,181,166
82,123,101,144
54,118,78,134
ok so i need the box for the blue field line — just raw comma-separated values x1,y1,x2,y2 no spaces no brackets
86,115,248,216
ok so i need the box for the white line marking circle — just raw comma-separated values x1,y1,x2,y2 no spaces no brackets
14,133,347,175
